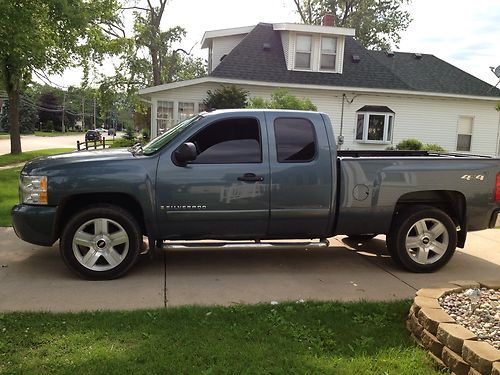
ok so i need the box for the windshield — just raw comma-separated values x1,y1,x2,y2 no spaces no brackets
142,115,203,155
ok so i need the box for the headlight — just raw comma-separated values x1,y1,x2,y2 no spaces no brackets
20,175,48,205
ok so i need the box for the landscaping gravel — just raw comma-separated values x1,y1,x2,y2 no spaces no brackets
439,288,500,349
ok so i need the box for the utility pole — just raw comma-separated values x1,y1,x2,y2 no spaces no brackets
93,97,96,129
62,92,66,133
81,97,85,130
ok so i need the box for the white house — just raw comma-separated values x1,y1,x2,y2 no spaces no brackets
139,21,500,155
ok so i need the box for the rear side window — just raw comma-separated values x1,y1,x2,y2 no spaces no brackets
189,117,262,164
274,118,316,162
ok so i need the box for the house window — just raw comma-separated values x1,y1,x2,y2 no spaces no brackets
157,100,174,133
295,35,312,69
320,36,337,71
178,102,195,122
456,116,473,152
355,106,395,143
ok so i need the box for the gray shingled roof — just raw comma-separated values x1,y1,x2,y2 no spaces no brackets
211,23,500,98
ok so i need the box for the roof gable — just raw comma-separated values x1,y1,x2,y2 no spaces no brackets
210,23,500,98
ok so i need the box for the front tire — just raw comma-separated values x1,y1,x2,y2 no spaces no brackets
386,206,457,272
60,204,141,280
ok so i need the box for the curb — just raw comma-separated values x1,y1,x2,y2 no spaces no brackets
407,280,500,375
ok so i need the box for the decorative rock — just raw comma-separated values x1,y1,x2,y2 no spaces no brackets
468,368,481,375
441,346,470,375
408,312,424,339
479,281,500,289
414,295,442,310
427,351,447,372
437,323,477,355
417,286,461,299
462,340,500,374
490,361,500,375
422,329,444,357
449,280,481,289
418,307,455,335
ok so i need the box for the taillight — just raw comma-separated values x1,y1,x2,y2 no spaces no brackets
496,173,500,202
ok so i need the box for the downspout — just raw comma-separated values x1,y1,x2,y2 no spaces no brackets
338,94,345,149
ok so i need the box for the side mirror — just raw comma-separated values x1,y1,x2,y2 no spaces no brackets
173,142,197,165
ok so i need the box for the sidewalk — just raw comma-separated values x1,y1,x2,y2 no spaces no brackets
0,227,498,312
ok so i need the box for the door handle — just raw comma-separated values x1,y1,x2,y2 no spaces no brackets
237,173,264,182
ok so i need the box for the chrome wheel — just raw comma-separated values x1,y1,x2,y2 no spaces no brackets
405,218,449,265
72,218,129,271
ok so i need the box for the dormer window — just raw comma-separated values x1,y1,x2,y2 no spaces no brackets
320,36,337,71
295,35,312,69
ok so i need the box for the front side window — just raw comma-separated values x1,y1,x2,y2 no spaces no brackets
189,118,261,164
320,36,337,71
456,116,473,151
295,35,312,69
274,118,316,162
355,107,394,143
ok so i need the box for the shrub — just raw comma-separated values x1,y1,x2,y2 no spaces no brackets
109,138,137,148
395,138,423,150
141,128,150,142
0,100,38,134
247,89,317,111
203,85,248,109
123,126,135,140
422,143,446,152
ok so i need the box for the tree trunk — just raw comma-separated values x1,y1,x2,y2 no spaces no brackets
151,46,161,86
7,84,22,154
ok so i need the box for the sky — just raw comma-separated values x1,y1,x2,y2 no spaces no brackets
51,0,500,88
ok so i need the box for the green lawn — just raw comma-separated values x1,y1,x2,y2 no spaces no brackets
0,301,440,374
34,131,83,137
0,148,74,167
0,167,21,226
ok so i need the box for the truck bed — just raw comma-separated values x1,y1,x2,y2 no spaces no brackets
337,150,496,158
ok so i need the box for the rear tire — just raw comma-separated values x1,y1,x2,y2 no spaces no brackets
60,204,141,280
386,206,457,272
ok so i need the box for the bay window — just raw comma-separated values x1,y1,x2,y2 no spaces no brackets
355,106,395,143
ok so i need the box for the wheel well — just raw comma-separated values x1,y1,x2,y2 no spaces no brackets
55,193,147,239
393,190,467,247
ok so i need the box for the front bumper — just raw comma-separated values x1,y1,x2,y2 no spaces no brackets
12,204,58,246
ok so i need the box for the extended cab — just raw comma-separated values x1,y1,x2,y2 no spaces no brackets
12,110,500,279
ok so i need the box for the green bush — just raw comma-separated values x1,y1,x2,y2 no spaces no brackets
123,126,135,140
109,138,137,148
141,128,150,142
395,138,423,150
422,143,446,152
247,89,317,111
203,85,248,109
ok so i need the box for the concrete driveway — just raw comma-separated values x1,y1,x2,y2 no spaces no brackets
0,227,498,312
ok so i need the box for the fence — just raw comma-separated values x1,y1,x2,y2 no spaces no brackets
77,137,107,151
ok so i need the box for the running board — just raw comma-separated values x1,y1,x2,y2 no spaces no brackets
160,239,330,251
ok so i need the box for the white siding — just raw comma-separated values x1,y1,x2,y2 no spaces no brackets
150,83,500,155
280,31,290,68
211,35,246,72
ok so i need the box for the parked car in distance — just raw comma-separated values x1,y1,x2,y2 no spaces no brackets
85,130,101,141
107,128,116,136
95,127,107,134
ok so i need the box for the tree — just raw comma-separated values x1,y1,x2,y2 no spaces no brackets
38,92,62,131
203,85,249,110
292,0,412,50
247,89,318,111
0,100,38,134
0,0,122,154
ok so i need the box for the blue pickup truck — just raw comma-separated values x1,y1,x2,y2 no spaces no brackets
12,109,500,279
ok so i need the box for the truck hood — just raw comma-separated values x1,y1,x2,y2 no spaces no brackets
22,148,141,175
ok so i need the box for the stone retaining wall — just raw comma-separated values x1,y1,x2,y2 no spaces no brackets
407,280,500,375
